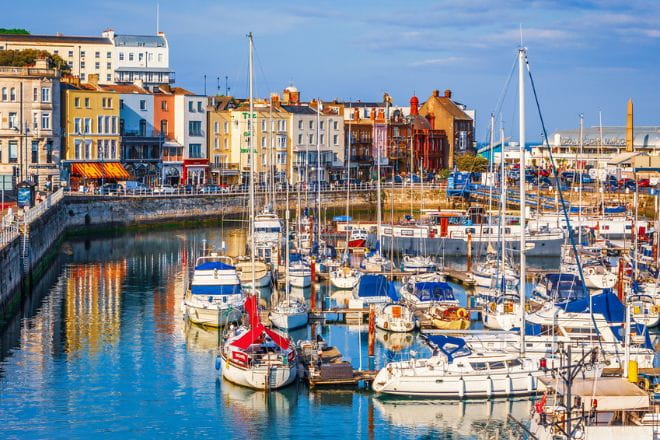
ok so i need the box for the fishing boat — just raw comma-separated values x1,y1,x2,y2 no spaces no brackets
330,265,361,289
347,228,368,248
373,334,544,398
401,255,436,273
218,294,297,390
375,303,417,333
348,274,393,309
181,254,244,327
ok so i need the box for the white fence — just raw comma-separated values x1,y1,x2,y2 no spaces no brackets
0,219,18,249
22,188,64,225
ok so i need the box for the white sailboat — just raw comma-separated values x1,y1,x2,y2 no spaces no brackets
330,265,361,289
375,303,416,333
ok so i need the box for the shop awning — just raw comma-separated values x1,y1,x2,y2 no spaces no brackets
71,162,131,180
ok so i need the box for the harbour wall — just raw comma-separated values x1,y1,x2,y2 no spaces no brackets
0,191,375,320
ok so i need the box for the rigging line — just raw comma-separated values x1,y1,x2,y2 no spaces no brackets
525,55,605,348
480,54,518,144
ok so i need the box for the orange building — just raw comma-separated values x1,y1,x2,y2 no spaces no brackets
153,89,181,184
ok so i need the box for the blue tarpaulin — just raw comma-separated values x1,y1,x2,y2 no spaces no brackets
560,291,624,322
413,282,455,302
543,273,586,302
191,284,241,295
195,261,236,271
425,334,472,363
357,274,389,298
387,282,400,302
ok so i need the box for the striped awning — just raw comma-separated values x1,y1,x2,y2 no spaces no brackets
71,162,131,180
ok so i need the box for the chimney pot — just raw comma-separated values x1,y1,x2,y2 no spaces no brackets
432,89,440,97
444,89,452,98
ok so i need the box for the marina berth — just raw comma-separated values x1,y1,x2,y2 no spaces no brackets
330,265,362,289
181,255,244,327
375,303,417,333
399,280,458,310
401,255,436,273
349,274,394,309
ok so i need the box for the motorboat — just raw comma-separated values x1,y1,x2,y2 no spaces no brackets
401,255,436,273
427,305,470,330
375,303,416,333
347,228,368,248
251,208,282,265
482,293,522,331
181,254,243,327
330,266,361,290
399,281,458,311
373,334,544,398
218,295,297,390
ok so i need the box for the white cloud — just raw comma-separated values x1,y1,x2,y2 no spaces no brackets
412,57,464,67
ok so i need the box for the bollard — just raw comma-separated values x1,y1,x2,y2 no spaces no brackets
368,305,375,371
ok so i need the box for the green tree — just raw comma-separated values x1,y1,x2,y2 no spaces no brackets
0,28,30,35
454,154,489,172
0,49,70,74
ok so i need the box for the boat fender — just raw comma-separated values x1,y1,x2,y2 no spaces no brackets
489,302,497,313
638,377,651,391
458,377,465,399
505,375,512,396
486,376,493,397
528,373,536,392
215,355,221,370
383,321,388,329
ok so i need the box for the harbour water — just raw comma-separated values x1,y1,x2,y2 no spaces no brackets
0,225,553,438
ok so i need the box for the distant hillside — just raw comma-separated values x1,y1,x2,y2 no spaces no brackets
0,28,30,35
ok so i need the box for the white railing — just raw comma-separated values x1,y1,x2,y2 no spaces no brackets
0,218,18,249
22,188,64,225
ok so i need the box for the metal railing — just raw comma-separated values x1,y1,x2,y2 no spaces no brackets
0,217,18,249
22,188,64,225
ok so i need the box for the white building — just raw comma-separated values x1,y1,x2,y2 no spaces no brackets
174,92,208,185
0,30,173,87
103,30,173,87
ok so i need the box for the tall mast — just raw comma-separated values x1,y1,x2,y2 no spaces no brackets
518,46,526,355
248,32,256,290
488,112,495,217
269,96,274,209
409,118,414,218
599,111,605,221
499,122,506,284
345,103,352,261
316,98,322,248
376,106,383,256
578,114,583,246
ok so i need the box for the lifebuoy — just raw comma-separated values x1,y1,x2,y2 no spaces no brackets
456,308,468,319
489,302,497,312
383,321,389,329
638,378,651,390
586,267,595,276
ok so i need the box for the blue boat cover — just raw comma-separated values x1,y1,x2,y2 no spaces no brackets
365,241,380,258
544,273,587,302
195,261,235,271
357,274,389,298
387,282,400,302
333,215,352,222
191,284,241,295
425,334,472,363
289,253,303,263
414,282,455,302
604,206,626,214
560,291,624,322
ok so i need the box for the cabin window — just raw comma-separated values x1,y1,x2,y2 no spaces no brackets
471,362,487,371
488,361,506,370
506,359,522,368
401,229,414,237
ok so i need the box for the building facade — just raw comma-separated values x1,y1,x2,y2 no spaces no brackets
207,96,239,184
0,29,173,86
419,89,474,168
60,80,125,189
174,92,208,185
153,88,180,184
0,62,61,190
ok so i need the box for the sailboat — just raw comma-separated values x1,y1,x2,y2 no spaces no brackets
330,265,361,289
269,191,309,330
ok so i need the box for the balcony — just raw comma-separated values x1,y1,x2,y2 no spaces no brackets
211,162,240,176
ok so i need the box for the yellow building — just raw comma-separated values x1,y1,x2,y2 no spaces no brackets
207,96,240,184
61,78,127,188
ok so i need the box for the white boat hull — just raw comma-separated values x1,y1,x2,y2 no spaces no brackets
289,274,311,288
240,271,272,288
330,274,360,289
269,310,309,330
183,303,243,327
221,354,297,390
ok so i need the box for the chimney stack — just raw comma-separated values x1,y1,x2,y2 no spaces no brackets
410,95,419,116
444,89,452,98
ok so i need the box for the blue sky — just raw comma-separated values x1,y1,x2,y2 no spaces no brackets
6,0,660,142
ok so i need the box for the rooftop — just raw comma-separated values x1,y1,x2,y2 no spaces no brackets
113,34,167,48
0,33,111,45
280,105,318,115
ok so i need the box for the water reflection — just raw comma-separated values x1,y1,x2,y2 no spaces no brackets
64,261,125,355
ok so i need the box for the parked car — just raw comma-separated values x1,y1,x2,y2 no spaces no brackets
97,183,124,195
200,184,221,194
618,178,636,191
126,182,149,194
154,185,176,194
637,178,650,188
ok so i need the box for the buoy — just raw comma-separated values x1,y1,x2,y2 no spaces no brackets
215,355,221,370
